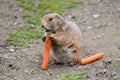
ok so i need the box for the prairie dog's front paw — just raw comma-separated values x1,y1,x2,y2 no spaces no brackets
42,36,46,41
49,34,55,40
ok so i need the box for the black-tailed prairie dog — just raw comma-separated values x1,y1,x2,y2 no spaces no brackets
41,13,82,66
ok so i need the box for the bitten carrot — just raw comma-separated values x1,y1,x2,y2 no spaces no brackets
81,53,105,65
42,34,51,70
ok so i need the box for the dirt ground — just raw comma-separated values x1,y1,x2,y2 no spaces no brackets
0,0,120,80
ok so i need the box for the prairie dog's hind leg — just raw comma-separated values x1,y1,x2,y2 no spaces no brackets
49,55,56,65
50,54,64,65
50,47,73,65
68,50,81,66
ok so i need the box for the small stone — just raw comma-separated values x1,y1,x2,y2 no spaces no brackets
14,76,17,80
87,26,92,29
19,8,23,12
68,15,76,19
9,48,15,52
24,70,28,74
57,75,60,78
93,35,102,40
14,22,17,25
45,72,50,75
93,14,100,18
101,34,105,37
104,59,112,64
35,59,39,62
103,69,107,75
68,15,72,18
115,59,120,61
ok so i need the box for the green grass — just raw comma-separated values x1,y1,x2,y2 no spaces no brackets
8,26,43,47
19,0,77,15
57,72,85,80
42,78,48,80
8,0,77,47
0,70,5,75
20,0,77,24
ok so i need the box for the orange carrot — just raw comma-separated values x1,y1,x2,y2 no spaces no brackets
81,53,105,65
42,34,51,70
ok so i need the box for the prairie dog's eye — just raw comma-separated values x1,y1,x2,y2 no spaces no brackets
48,18,53,21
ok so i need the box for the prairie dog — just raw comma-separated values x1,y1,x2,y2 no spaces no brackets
41,13,82,66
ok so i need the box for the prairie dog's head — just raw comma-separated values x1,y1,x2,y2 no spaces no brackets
41,13,65,32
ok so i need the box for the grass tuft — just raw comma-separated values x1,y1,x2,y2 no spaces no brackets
19,0,77,15
0,70,5,75
57,72,85,80
8,26,43,47
42,78,48,80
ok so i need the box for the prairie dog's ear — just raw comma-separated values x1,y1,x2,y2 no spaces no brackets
55,14,65,23
56,14,69,31
53,13,69,31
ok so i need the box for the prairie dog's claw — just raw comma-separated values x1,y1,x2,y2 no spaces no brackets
49,34,55,40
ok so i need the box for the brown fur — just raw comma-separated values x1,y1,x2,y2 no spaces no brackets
41,13,82,66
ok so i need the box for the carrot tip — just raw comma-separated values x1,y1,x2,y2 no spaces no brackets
81,53,105,65
42,68,47,70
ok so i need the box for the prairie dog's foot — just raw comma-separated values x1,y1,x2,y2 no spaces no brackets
68,62,76,67
50,56,56,65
